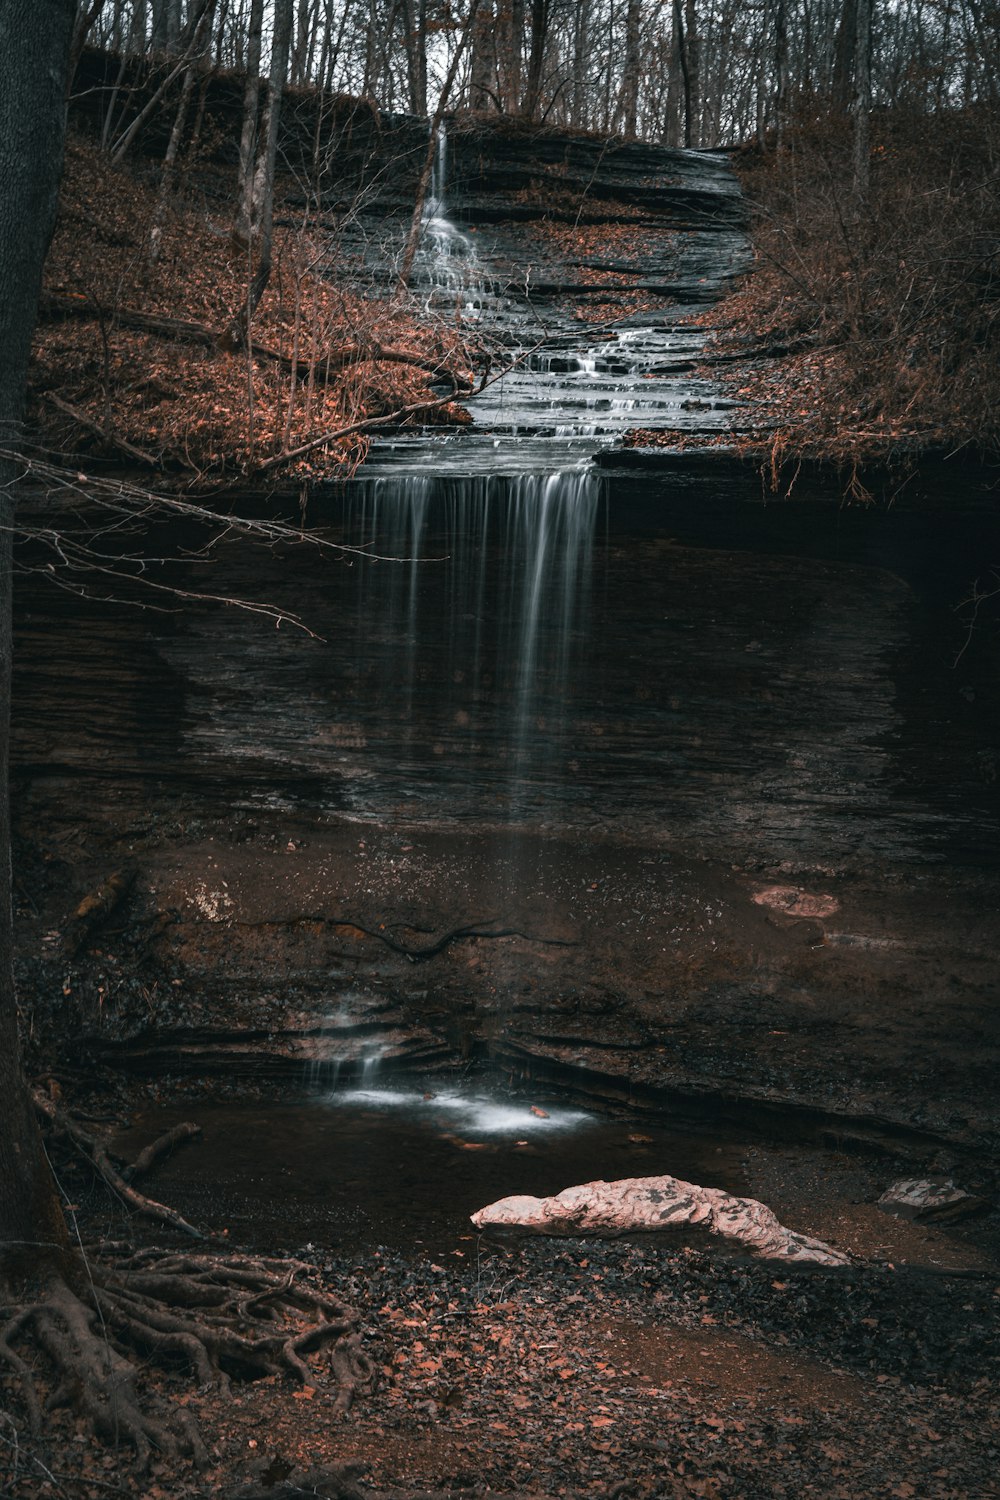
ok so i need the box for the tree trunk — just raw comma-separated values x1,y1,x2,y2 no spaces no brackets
149,0,216,263
226,0,292,347
127,0,149,54
521,0,548,120
773,0,788,146
232,0,265,251
571,0,590,129
833,0,858,111
683,0,700,146
664,3,682,146
0,0,75,1288
469,0,497,111
620,0,641,137
152,0,182,52
673,0,693,146
496,0,524,113
851,0,873,206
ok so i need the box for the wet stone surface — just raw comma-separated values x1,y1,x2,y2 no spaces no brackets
12,126,1000,1157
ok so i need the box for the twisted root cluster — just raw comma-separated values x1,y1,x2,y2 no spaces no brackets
0,1249,374,1467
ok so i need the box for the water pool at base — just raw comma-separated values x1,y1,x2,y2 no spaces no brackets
112,1083,748,1256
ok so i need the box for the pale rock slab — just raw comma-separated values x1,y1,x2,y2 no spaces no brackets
877,1178,986,1223
471,1175,851,1266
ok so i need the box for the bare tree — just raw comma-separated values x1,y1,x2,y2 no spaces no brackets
232,0,265,250
228,0,294,340
521,0,550,118
852,0,873,202
620,0,641,136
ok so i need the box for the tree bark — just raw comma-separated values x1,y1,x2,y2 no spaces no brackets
0,0,76,1288
772,0,788,147
228,0,294,342
673,0,693,146
521,0,549,120
232,0,265,251
664,3,682,146
469,0,497,111
852,0,872,206
496,0,524,113
571,0,590,129
683,0,701,146
620,0,641,137
152,0,183,52
833,0,858,111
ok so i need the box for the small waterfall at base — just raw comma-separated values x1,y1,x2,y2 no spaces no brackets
304,999,387,1092
339,466,601,825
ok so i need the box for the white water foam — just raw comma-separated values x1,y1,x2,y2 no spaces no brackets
325,1087,594,1136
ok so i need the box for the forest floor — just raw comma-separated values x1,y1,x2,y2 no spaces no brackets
6,803,1000,1498
2,1135,998,1500
27,133,474,487
624,109,1000,478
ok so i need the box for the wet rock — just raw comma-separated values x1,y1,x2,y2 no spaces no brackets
471,1174,851,1265
877,1178,988,1223
751,885,839,919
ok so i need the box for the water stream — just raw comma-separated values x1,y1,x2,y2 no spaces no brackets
336,129,737,836
411,123,485,312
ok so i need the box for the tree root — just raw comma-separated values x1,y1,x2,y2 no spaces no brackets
32,1091,204,1239
122,1121,203,1184
0,1251,374,1467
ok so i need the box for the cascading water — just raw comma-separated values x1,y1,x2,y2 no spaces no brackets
308,134,749,1103
339,467,599,822
304,999,388,1092
412,122,485,312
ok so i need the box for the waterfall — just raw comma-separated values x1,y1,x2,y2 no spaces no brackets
427,119,447,218
304,1001,388,1093
413,122,485,310
339,467,600,823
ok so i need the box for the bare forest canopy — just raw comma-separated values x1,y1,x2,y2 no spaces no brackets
75,0,999,148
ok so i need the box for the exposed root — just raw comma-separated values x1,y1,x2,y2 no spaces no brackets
122,1121,203,1184
0,1250,373,1467
32,1091,204,1238
236,915,578,963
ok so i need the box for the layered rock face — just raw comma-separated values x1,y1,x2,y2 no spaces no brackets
12,116,1000,1160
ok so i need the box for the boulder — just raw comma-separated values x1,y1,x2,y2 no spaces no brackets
876,1178,987,1223
471,1175,850,1266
